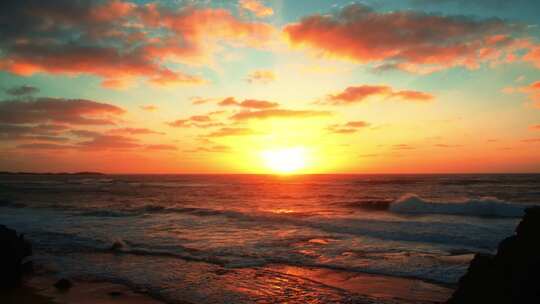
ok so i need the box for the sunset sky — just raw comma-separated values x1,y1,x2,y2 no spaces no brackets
1,0,540,173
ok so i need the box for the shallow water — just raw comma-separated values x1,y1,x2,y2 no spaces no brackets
1,174,539,303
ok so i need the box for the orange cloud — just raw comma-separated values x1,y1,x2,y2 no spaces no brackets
523,45,540,68
140,105,158,111
167,113,225,129
0,98,124,125
145,144,177,151
191,97,213,105
108,128,164,135
0,124,69,142
246,70,276,84
218,97,279,109
78,134,141,150
0,2,274,88
208,127,256,137
391,90,434,102
239,0,274,17
521,138,540,143
284,4,524,72
393,144,415,150
141,6,275,65
434,144,464,148
239,99,279,109
530,124,540,131
326,85,433,105
230,109,331,120
327,121,370,134
504,80,540,108
17,143,75,150
185,145,231,153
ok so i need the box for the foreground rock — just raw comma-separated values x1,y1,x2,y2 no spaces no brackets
447,207,540,303
54,278,73,291
0,225,33,289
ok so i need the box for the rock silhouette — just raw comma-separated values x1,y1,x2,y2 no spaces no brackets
0,225,33,289
447,206,540,303
54,278,73,291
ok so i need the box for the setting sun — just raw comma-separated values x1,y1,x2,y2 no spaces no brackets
261,147,308,173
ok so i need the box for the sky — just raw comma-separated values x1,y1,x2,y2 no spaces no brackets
1,0,540,174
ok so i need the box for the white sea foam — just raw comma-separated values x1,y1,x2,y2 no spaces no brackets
389,193,526,217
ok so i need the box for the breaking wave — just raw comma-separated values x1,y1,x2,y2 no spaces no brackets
389,193,526,218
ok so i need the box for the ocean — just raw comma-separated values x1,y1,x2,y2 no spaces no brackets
1,174,539,303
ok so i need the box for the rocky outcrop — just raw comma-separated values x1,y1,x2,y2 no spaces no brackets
54,278,73,291
0,225,32,289
447,207,540,303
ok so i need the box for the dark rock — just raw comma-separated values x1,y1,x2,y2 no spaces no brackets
447,206,540,303
54,278,73,291
108,291,123,297
109,239,126,252
0,225,32,289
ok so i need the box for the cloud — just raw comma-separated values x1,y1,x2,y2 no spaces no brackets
190,115,211,122
0,124,69,142
231,109,331,120
325,85,434,105
524,45,540,68
16,143,74,150
393,144,415,150
434,144,463,148
239,0,273,17
108,128,164,135
283,3,525,73
218,97,239,106
246,70,275,84
145,144,177,151
140,105,158,111
530,124,540,131
218,97,279,109
240,99,279,109
0,97,125,125
504,80,540,108
207,127,257,137
77,134,142,150
71,129,102,138
327,120,370,134
167,120,190,128
0,1,274,88
191,97,213,105
5,85,39,96
167,113,225,129
391,90,434,102
521,138,540,143
185,145,231,153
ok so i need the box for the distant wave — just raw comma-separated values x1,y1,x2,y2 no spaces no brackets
389,193,526,218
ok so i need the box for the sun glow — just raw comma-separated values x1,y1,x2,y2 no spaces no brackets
261,147,308,174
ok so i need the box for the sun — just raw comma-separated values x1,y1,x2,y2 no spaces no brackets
261,147,308,174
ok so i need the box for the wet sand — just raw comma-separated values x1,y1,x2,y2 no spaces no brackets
0,276,165,304
270,265,453,303
1,264,453,304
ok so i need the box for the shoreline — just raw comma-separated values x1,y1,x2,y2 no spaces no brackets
1,275,167,304
1,263,453,304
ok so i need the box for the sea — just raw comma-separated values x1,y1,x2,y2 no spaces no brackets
1,174,539,303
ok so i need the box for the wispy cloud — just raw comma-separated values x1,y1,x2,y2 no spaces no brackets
230,109,331,120
324,85,434,105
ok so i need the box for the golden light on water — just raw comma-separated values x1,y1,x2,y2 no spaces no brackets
261,147,308,174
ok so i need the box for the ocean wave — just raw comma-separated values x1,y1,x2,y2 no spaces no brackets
389,193,526,218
